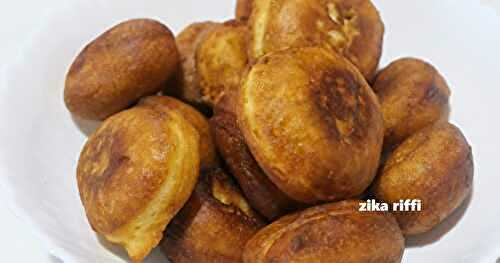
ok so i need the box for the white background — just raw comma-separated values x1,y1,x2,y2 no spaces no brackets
1,2,63,262
0,0,499,262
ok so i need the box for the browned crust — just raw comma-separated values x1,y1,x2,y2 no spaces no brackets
196,20,249,107
77,106,200,262
248,0,384,80
373,58,451,148
243,200,404,263
164,21,219,112
138,95,218,170
372,122,474,235
236,0,254,21
65,19,179,120
238,47,384,204
211,93,303,220
162,169,264,262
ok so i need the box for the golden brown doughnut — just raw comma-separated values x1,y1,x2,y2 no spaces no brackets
196,20,249,107
373,58,451,148
138,95,218,170
249,0,384,80
236,0,253,21
76,106,200,262
211,93,302,220
372,122,474,235
238,47,384,204
243,200,405,263
165,21,219,112
162,169,264,262
65,19,179,120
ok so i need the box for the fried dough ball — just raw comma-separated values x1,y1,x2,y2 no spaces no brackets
76,107,200,262
372,122,474,235
161,169,264,263
65,19,179,120
236,0,253,20
165,21,219,112
238,47,384,204
249,0,384,80
138,95,218,170
243,200,405,263
196,20,249,107
373,58,451,148
211,93,302,220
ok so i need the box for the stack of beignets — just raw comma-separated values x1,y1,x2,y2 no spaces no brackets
66,1,474,262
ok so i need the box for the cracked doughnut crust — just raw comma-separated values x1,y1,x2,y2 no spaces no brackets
249,0,384,80
196,20,249,107
76,106,200,262
162,169,264,262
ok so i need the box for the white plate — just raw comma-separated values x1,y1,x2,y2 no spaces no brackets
0,0,499,262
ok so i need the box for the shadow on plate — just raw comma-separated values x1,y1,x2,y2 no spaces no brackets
406,189,473,247
97,235,129,261
49,255,63,263
97,235,168,262
71,114,101,137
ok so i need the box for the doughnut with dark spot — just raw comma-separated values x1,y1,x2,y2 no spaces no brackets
373,58,451,149
372,122,474,235
77,106,200,262
238,47,384,204
243,200,404,263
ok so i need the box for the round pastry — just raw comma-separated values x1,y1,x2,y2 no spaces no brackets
243,200,405,263
372,122,474,235
65,19,179,120
211,93,302,220
165,21,219,113
162,169,264,262
236,0,253,21
196,20,249,107
238,47,384,204
373,58,451,148
248,0,384,80
76,106,200,262
138,95,218,170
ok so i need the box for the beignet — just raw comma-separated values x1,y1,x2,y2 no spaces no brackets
162,169,264,262
77,106,200,262
237,47,384,204
248,0,384,80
